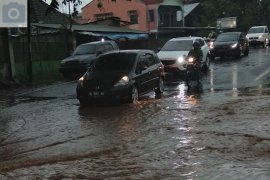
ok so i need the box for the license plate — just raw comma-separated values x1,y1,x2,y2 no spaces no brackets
90,92,104,97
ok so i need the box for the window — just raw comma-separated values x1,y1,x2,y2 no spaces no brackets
104,44,114,52
148,10,154,22
128,10,138,24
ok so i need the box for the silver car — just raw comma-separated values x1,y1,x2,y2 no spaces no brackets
157,37,210,75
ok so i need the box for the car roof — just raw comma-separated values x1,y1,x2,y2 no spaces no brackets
250,26,267,28
169,36,202,41
102,49,154,56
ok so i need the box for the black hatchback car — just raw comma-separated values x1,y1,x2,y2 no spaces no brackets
59,41,119,78
76,50,165,104
209,32,249,59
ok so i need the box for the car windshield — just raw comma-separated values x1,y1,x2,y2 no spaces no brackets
161,40,193,51
216,34,239,42
93,53,136,71
248,27,264,34
73,44,96,55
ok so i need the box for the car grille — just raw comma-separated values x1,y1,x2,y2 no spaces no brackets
161,60,176,66
65,60,79,65
249,37,259,40
214,45,230,50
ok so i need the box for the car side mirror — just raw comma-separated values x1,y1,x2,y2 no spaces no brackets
141,65,148,71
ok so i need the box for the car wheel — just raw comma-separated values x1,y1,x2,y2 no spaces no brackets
129,85,139,103
78,98,88,106
155,78,164,94
264,40,268,48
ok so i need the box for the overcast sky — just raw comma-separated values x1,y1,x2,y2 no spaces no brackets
44,0,91,13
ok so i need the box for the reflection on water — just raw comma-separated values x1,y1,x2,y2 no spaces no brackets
232,63,238,97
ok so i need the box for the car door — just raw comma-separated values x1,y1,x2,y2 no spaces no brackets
134,54,150,94
144,52,160,90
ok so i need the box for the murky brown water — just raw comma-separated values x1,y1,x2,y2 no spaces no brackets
1,48,270,179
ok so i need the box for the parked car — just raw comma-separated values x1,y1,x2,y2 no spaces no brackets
59,40,119,78
246,25,269,48
209,32,249,59
76,50,165,104
157,37,210,75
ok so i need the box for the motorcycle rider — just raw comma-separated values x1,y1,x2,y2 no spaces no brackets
186,41,203,84
187,41,203,69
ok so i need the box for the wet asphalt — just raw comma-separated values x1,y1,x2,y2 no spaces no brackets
0,47,270,179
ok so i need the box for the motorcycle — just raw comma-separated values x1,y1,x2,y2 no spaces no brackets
185,56,201,87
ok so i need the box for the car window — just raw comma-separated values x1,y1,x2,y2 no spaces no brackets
136,55,148,74
145,53,155,66
94,53,136,71
161,40,193,51
266,28,269,33
73,44,96,55
248,27,264,34
216,34,239,42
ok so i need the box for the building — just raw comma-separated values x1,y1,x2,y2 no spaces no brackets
82,0,184,34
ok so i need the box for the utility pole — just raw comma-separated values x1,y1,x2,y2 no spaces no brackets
27,0,32,83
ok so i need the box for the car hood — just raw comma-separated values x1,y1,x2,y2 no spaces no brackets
85,71,129,87
157,51,189,60
246,33,264,38
213,41,238,46
61,54,96,63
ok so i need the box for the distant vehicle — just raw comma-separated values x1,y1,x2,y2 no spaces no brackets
209,32,249,59
76,50,165,105
157,37,210,75
246,25,269,48
59,41,119,78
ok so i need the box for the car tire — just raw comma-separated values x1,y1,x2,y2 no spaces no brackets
155,78,164,94
128,85,139,103
78,98,88,106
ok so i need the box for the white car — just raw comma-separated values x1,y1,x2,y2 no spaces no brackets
246,26,269,48
157,37,210,75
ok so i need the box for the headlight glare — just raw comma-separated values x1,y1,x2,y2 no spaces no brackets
231,43,238,48
177,56,184,63
78,76,85,87
114,76,129,87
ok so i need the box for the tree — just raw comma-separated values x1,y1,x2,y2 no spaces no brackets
46,0,82,28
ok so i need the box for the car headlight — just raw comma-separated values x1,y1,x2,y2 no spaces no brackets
209,42,214,49
114,76,129,87
177,56,185,63
259,35,263,39
231,43,238,49
78,75,85,87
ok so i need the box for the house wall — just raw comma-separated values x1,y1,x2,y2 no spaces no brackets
82,0,170,32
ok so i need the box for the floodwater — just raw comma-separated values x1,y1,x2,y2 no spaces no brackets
0,48,270,179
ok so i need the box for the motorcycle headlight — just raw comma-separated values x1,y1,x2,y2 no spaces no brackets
114,76,129,87
78,75,85,87
177,56,185,63
188,57,194,63
231,43,238,49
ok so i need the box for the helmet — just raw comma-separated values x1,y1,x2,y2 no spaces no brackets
193,41,200,49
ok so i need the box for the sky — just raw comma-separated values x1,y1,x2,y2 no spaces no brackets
44,0,91,13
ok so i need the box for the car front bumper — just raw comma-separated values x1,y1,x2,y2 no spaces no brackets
210,48,240,57
76,84,132,102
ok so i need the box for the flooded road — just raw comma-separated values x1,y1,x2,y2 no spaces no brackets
0,48,270,179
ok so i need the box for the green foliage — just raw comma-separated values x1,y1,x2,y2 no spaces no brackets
194,0,270,32
46,0,82,16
